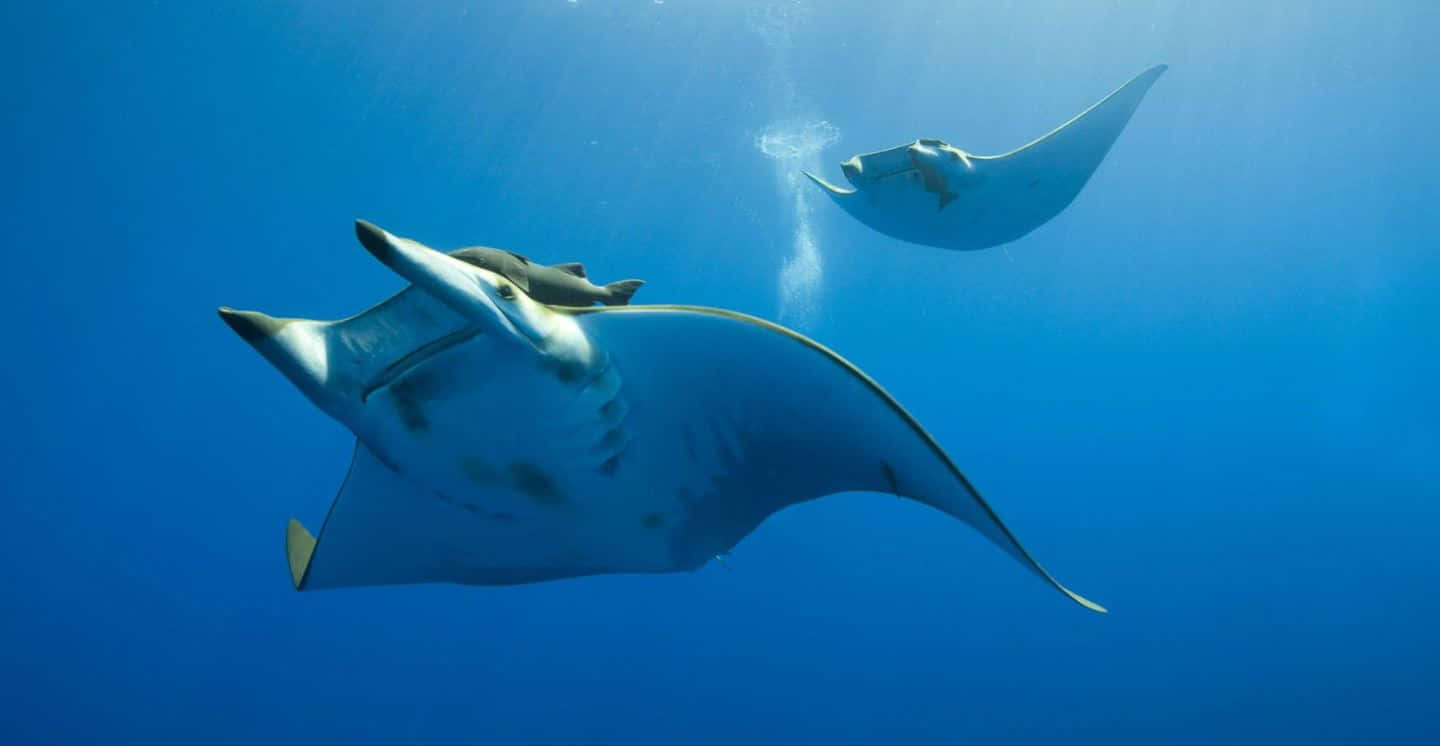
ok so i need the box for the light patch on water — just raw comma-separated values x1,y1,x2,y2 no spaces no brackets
755,120,840,327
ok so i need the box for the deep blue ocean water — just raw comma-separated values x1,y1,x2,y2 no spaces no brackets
4,2,1437,743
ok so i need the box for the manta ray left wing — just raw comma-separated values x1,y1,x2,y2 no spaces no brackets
961,64,1168,230
288,441,612,590
568,305,1106,612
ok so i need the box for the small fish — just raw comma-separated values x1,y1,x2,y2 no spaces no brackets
450,246,643,306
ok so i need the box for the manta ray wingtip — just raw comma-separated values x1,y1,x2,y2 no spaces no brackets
353,218,391,260
1022,548,1108,613
801,170,854,197
1068,590,1108,614
217,306,287,343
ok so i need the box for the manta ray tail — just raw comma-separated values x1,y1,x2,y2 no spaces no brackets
602,279,645,306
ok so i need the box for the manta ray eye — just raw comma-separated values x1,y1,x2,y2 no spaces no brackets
497,283,516,301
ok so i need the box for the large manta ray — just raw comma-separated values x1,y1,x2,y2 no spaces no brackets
218,220,1105,613
805,64,1167,251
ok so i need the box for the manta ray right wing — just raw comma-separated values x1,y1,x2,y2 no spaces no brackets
962,64,1169,236
570,305,1107,612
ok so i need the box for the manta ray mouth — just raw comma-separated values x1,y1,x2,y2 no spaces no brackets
872,167,918,182
845,163,915,185
360,326,481,402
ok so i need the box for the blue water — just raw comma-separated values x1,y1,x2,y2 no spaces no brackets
4,2,1437,743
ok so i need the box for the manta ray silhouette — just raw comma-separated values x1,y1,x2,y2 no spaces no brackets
218,220,1105,613
805,65,1167,251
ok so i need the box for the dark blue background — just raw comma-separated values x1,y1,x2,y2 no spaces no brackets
3,2,1436,743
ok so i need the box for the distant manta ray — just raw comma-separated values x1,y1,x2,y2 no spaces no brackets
218,220,1105,613
805,64,1168,251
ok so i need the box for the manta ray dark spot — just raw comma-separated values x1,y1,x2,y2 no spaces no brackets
710,419,743,468
598,454,622,476
641,512,666,530
558,364,585,383
509,461,567,506
387,365,469,434
600,426,626,449
600,397,627,423
681,427,699,463
389,379,430,434
430,489,483,515
881,461,902,497
546,357,587,383
460,456,499,486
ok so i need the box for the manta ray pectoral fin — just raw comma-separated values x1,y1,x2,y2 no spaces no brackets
571,306,1107,613
908,476,1108,613
217,307,351,418
355,220,513,332
979,64,1168,179
285,518,318,590
288,443,611,590
289,443,486,591
802,171,856,197
1061,583,1107,613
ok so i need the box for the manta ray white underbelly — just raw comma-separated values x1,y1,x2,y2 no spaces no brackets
805,65,1167,251
219,220,1106,613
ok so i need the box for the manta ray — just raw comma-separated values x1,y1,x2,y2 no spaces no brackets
804,64,1167,251
218,220,1105,613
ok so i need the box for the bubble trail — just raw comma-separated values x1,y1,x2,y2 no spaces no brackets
755,121,840,326
748,1,838,328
